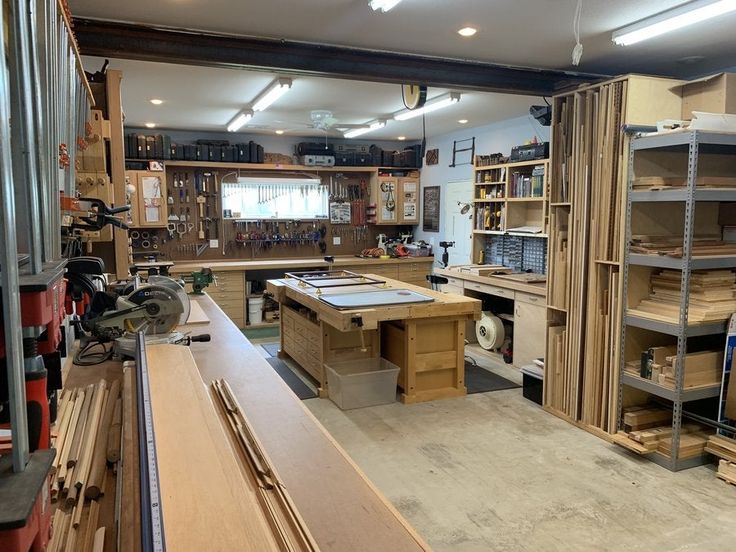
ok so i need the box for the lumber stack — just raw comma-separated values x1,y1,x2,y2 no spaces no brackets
629,269,736,323
633,176,736,190
630,234,735,257
47,379,121,552
623,405,672,431
706,434,736,463
717,460,736,486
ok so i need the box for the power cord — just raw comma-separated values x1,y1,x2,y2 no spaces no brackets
73,340,114,366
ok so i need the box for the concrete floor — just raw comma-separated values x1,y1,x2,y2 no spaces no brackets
258,343,736,552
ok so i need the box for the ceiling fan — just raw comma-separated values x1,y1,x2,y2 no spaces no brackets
266,110,370,136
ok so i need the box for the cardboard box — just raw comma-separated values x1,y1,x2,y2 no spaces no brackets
679,73,736,120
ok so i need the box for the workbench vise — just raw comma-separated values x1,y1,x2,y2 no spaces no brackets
182,268,215,295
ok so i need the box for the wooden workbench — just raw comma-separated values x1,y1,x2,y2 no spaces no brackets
168,256,435,328
267,275,481,404
184,295,431,551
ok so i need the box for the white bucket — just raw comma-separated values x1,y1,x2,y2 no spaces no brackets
248,296,264,325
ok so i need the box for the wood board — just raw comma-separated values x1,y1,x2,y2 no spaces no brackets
186,299,211,325
146,344,281,551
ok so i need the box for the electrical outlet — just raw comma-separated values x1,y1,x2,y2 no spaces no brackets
209,239,219,248
333,236,341,246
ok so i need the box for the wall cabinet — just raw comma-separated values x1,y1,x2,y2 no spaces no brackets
370,175,420,225
126,170,168,228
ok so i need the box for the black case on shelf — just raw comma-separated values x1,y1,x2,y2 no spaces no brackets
222,145,237,162
136,135,147,159
296,142,334,156
236,143,250,163
196,144,209,162
334,152,355,166
145,136,155,159
183,144,197,161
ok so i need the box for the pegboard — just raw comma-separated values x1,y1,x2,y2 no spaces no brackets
128,166,410,263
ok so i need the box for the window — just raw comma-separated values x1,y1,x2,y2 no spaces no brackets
221,176,328,219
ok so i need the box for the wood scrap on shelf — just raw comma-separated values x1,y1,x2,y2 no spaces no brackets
629,269,736,323
623,405,672,431
633,176,736,190
658,432,712,459
627,347,723,389
629,234,729,257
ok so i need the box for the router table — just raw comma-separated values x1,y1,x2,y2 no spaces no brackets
267,272,481,404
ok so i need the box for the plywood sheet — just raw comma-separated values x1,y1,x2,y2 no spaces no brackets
146,344,280,552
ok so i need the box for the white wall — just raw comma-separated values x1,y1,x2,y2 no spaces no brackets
414,115,551,258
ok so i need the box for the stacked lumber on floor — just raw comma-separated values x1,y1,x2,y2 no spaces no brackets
706,434,736,463
717,460,736,486
47,379,120,552
633,176,736,190
615,406,712,458
629,269,736,323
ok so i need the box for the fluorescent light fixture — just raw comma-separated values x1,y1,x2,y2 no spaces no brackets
369,0,402,12
149,98,163,105
458,119,469,124
458,27,478,37
144,122,156,128
226,109,254,132
394,92,462,121
252,78,293,112
612,0,736,46
344,120,386,139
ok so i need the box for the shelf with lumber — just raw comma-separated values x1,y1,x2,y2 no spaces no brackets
544,74,684,434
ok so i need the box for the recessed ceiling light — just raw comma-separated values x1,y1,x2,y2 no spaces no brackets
149,98,163,105
458,119,469,124
275,130,285,135
398,136,406,141
458,27,478,37
144,122,156,128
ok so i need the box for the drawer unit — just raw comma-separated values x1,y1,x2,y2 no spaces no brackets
282,305,323,382
464,281,514,300
211,271,245,291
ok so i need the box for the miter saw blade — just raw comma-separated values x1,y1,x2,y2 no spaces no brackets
147,275,190,325
122,284,184,335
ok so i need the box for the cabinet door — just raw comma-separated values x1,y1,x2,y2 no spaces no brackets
513,301,546,368
398,177,419,224
376,177,399,224
132,171,167,227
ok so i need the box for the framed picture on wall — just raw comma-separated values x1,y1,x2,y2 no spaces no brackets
423,186,440,232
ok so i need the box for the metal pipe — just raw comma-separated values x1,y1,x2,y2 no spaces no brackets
0,1,30,472
681,409,736,435
28,0,52,262
8,0,44,275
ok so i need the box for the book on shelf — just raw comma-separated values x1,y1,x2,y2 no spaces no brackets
511,165,545,198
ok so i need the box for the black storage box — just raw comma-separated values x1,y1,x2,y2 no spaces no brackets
236,143,250,163
297,142,334,156
521,365,543,406
334,151,355,166
183,144,197,161
145,136,155,159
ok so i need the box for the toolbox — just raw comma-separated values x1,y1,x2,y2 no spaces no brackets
236,143,250,163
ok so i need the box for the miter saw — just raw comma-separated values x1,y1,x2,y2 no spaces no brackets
81,276,209,358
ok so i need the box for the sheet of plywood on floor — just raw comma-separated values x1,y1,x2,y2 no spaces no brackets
185,297,431,552
145,344,281,551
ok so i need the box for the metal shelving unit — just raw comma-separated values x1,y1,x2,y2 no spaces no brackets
617,130,736,472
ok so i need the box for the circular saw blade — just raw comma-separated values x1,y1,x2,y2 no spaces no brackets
148,275,190,326
125,284,184,335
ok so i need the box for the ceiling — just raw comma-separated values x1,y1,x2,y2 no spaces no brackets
83,56,540,140
70,0,736,77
